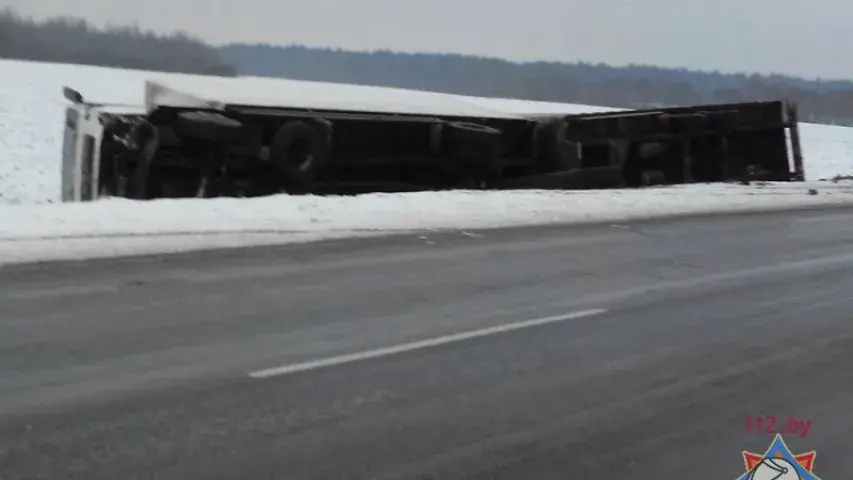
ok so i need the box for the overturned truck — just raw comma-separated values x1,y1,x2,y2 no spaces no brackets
60,76,804,202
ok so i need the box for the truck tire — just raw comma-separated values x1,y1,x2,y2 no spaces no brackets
269,120,331,189
173,111,243,143
443,121,502,174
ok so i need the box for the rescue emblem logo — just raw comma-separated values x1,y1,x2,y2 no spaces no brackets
737,433,822,480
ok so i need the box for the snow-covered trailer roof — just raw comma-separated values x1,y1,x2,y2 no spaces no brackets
143,75,610,121
144,76,526,120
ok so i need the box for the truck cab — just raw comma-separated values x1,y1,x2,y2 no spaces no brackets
61,87,153,202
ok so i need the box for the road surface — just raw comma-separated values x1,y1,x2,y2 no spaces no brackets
1,208,852,479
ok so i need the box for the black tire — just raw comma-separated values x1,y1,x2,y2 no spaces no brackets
443,121,502,174
498,166,626,190
173,111,243,143
535,119,579,172
269,120,331,189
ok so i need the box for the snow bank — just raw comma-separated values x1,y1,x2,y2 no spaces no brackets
2,182,852,265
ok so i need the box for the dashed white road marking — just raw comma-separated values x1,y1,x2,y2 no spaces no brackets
248,308,607,379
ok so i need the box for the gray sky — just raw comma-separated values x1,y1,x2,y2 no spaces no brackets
3,0,851,80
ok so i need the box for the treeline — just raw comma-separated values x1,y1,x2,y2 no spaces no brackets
222,44,853,126
3,8,853,126
0,9,235,76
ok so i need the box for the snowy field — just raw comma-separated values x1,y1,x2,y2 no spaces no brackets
1,59,853,265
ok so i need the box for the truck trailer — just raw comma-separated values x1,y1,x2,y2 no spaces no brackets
59,75,804,202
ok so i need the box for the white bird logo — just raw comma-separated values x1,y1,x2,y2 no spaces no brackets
749,457,801,480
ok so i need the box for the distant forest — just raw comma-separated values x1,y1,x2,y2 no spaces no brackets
4,9,853,126
222,44,853,126
0,9,235,76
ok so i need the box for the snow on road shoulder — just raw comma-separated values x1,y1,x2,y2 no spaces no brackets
2,181,852,265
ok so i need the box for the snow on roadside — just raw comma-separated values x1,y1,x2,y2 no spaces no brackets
2,182,852,265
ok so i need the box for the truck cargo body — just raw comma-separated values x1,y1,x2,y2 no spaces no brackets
59,78,804,202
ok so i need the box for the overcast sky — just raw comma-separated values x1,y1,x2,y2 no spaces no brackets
3,0,851,80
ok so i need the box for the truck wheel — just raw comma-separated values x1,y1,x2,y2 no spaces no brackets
173,111,243,143
269,120,331,189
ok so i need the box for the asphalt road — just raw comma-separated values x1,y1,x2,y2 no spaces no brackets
1,207,852,479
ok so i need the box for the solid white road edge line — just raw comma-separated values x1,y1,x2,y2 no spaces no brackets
248,308,607,379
